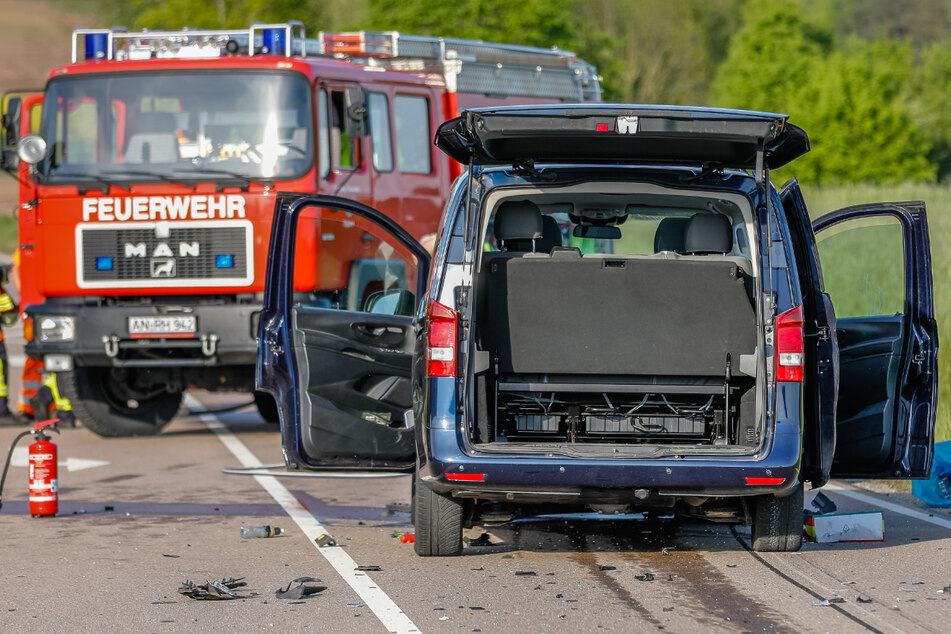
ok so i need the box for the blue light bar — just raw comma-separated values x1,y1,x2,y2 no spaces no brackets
85,33,108,60
216,254,234,269
261,28,285,55
96,256,114,271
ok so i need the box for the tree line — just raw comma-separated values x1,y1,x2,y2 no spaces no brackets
98,0,951,184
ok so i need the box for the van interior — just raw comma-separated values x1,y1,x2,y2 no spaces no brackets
469,185,766,457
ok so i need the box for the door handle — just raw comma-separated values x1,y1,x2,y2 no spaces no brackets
352,323,403,338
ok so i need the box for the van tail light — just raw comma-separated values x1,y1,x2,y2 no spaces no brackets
426,301,457,377
775,305,804,382
745,476,786,486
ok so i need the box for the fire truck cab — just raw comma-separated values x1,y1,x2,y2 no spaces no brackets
1,23,600,436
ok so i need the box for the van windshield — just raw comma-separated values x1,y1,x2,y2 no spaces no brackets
38,71,313,182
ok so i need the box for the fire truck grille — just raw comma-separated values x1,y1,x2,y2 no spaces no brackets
78,222,252,287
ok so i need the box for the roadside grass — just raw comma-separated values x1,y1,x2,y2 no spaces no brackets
803,183,951,443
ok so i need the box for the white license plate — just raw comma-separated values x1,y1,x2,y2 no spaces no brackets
128,316,197,336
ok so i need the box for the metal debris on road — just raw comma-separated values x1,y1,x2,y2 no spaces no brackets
348,602,366,607
515,571,537,576
162,554,180,558
355,565,381,572
598,565,616,571
811,491,837,515
857,597,873,604
275,579,326,600
635,573,655,582
812,598,846,606
315,534,337,548
178,578,248,601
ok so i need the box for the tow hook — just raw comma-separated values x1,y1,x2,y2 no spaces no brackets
102,335,119,358
201,333,219,357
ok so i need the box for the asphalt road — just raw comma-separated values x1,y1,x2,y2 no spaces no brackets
1,326,949,632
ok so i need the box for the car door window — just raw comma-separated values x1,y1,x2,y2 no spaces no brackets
815,215,904,318
367,92,393,172
294,207,420,315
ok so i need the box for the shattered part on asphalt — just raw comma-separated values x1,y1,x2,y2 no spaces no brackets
315,534,337,548
812,598,846,606
515,571,537,576
597,565,616,571
810,491,837,515
178,578,249,600
857,597,873,604
635,573,655,582
355,565,381,571
275,580,327,600
468,533,492,547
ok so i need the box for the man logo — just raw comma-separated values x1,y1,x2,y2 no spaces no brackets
151,259,176,278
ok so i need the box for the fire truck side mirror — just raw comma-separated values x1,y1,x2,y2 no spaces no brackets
1,97,21,172
344,86,368,139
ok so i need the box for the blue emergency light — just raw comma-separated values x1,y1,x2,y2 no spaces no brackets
216,254,234,269
96,256,114,271
85,33,108,60
261,28,285,55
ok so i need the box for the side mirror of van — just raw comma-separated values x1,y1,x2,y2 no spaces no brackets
364,289,415,316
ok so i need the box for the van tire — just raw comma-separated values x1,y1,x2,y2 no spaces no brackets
413,473,463,556
751,481,804,552
59,367,181,437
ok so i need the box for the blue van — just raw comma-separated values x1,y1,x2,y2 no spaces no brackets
257,105,938,555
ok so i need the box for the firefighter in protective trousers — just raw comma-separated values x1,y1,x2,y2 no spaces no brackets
0,265,19,424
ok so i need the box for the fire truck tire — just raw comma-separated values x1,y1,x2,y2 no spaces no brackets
58,367,182,437
253,391,280,424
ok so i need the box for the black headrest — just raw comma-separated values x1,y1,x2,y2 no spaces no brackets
684,213,733,255
536,215,563,253
653,217,689,253
495,200,543,246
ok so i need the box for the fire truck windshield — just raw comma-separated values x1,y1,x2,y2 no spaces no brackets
38,71,313,183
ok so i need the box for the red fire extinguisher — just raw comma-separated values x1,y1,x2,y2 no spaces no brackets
0,418,60,516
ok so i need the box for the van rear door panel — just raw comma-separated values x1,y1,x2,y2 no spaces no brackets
813,202,937,478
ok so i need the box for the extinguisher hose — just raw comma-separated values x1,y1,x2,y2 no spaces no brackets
0,430,33,511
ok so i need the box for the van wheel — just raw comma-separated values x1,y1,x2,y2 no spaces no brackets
751,481,804,552
413,473,463,556
59,367,181,437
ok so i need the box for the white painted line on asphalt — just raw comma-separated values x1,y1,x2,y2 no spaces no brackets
185,394,420,634
825,484,951,531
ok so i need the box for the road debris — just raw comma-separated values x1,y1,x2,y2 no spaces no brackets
857,597,873,604
804,511,884,543
812,598,846,606
661,547,673,556
635,573,655,582
178,578,248,601
468,533,493,547
598,565,616,571
240,525,283,539
348,602,366,607
810,491,837,515
275,578,326,600
315,534,337,548
515,571,537,576
355,565,381,572
398,534,415,543
162,554,180,558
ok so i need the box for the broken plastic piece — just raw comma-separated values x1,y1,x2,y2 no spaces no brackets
598,565,616,571
635,573,655,582
515,571,537,576
812,598,846,606
857,597,873,604
179,577,248,600
811,491,837,515
355,565,381,571
468,533,492,547
399,534,415,544
275,580,326,600
315,534,337,547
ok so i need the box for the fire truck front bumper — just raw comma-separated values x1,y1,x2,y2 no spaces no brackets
25,301,261,369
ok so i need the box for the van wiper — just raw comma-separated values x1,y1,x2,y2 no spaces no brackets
173,167,272,190
45,169,130,193
101,169,197,191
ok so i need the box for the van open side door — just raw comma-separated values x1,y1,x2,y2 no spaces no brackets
813,202,937,478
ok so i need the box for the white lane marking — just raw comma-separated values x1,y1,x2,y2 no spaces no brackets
185,394,420,634
825,484,951,531
10,446,110,471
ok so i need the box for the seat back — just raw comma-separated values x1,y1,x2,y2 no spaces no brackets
125,113,180,163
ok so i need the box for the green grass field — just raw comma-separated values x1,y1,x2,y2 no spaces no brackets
804,183,950,443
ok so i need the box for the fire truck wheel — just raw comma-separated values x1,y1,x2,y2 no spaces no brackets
58,367,182,437
253,391,280,424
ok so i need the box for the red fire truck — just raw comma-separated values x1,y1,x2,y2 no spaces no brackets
0,23,600,436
